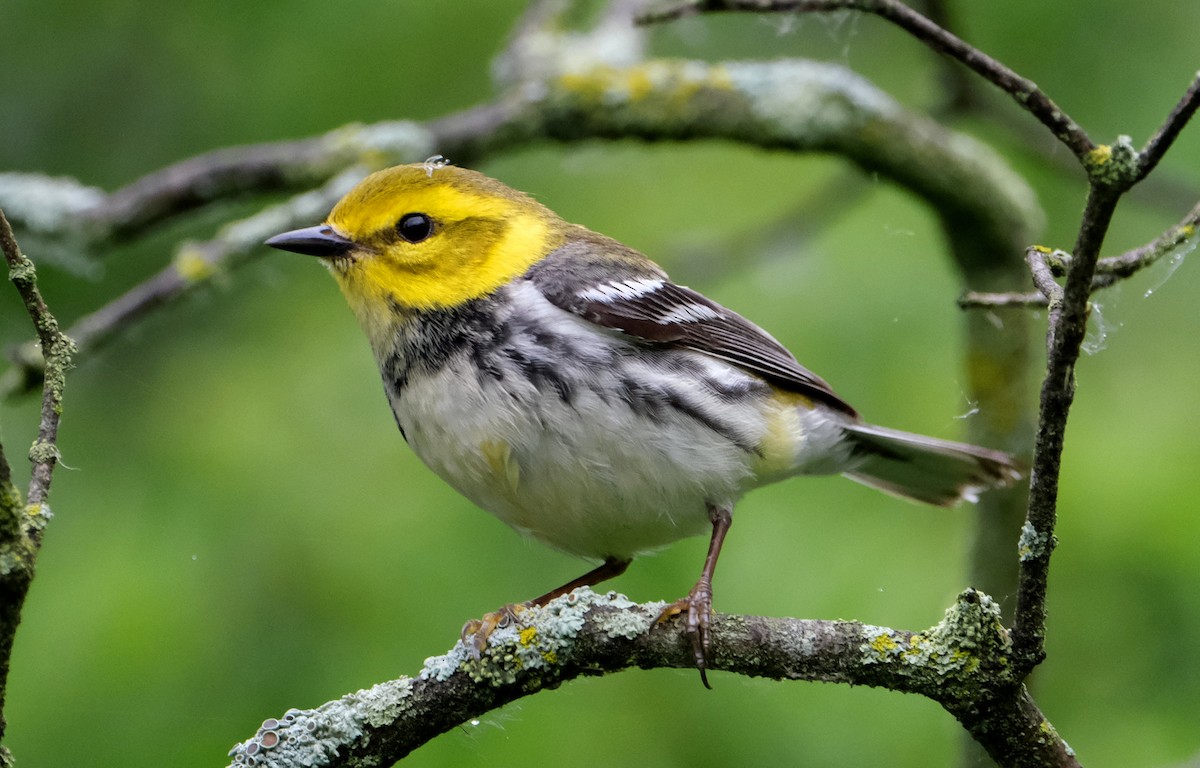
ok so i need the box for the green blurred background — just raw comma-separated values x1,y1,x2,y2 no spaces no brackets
2,1,1198,766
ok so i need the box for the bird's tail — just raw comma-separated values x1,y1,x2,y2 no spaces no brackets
841,423,1022,507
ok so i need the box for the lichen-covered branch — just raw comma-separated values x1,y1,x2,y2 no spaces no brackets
0,103,525,248
227,589,1077,768
1012,118,1197,671
1011,185,1121,672
0,209,74,766
0,211,72,507
533,58,1041,248
638,0,1095,161
1,57,1040,398
60,167,369,364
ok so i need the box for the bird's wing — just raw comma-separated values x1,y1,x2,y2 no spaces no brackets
526,234,858,416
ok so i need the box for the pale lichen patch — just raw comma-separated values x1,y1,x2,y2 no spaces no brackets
1018,521,1051,562
227,679,418,768
228,590,660,766
911,589,1010,680
860,624,905,663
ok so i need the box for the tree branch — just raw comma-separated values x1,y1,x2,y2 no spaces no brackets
1,58,1040,396
1136,71,1200,184
88,125,434,242
1094,198,1200,284
0,211,73,507
637,0,1095,160
226,589,1078,768
59,167,369,364
960,197,1200,307
1011,186,1120,672
0,209,73,767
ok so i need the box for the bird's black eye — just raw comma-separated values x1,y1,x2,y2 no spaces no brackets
396,213,434,243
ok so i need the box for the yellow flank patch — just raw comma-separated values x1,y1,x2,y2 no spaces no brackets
754,394,804,478
480,439,521,499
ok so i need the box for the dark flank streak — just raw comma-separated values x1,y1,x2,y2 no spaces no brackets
379,283,758,452
504,347,574,403
618,375,757,453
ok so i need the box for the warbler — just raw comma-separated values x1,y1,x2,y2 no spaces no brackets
266,159,1020,685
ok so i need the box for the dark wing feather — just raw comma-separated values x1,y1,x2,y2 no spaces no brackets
527,235,858,416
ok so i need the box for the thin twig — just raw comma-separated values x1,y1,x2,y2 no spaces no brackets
1027,247,1066,301
1095,198,1200,281
1137,71,1200,183
965,198,1200,307
637,0,1096,160
957,290,1048,309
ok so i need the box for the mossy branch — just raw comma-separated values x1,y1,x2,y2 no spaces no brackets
226,589,1077,768
0,209,73,765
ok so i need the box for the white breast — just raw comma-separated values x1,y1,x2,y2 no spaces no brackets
384,283,853,560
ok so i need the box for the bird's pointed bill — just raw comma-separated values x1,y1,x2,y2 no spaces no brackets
265,225,354,258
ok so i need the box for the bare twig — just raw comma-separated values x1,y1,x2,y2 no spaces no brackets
957,290,1048,309
1093,198,1200,285
637,0,1096,160
1136,71,1200,184
962,199,1200,306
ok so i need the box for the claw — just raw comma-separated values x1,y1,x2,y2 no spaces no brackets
460,558,633,660
461,604,524,658
657,578,715,689
657,502,732,689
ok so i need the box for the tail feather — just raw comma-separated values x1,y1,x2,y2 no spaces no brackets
841,423,1022,507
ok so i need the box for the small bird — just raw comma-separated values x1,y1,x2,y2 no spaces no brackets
267,160,1020,686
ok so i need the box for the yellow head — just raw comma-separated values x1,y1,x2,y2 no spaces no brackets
267,163,565,349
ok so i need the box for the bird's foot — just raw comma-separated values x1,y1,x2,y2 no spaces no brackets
657,578,714,689
461,603,527,658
